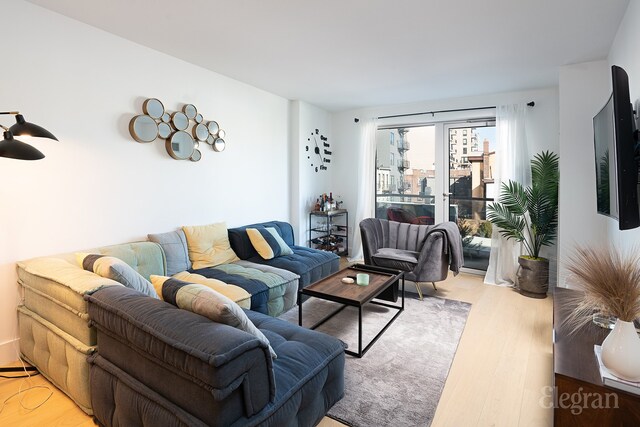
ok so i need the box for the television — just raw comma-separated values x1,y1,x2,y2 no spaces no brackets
593,65,640,230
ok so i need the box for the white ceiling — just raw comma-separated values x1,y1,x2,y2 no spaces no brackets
27,0,629,112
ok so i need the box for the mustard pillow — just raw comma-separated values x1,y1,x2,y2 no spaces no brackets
182,222,240,269
172,271,251,309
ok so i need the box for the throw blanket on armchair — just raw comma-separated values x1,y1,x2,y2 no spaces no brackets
425,222,464,274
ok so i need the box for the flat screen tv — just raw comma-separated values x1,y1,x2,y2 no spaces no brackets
593,65,640,230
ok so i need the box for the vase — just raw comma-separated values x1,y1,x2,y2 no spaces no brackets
601,319,640,381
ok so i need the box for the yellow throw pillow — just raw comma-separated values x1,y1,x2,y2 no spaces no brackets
172,271,251,309
182,222,239,269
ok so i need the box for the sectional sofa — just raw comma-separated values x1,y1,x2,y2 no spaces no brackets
16,220,341,423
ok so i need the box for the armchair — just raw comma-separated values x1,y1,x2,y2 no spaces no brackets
360,218,464,299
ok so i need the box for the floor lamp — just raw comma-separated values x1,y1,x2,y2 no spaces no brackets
0,111,57,374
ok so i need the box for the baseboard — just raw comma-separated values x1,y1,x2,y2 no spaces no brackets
0,337,20,365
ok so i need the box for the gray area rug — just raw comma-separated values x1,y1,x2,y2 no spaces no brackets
280,294,471,427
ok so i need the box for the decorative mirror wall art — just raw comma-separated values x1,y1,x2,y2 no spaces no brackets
129,98,227,162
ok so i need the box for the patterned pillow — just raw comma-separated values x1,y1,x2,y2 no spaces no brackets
182,222,240,269
246,227,294,260
150,275,276,358
76,253,158,298
171,271,251,309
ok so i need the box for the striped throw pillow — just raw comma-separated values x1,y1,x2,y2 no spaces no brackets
246,227,293,260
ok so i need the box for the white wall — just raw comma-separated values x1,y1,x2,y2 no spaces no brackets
608,0,640,252
332,88,560,263
556,0,640,287
557,60,612,287
0,0,291,363
289,101,333,245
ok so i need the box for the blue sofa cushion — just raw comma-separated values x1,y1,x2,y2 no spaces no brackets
229,221,340,287
87,285,345,427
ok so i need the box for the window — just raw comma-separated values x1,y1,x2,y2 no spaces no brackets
463,130,468,136
390,152,395,165
390,133,394,145
463,147,467,154
463,138,467,145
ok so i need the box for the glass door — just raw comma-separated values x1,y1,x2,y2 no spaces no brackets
443,121,496,271
374,125,439,225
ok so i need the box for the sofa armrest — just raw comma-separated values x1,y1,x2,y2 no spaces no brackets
86,286,274,422
359,218,384,264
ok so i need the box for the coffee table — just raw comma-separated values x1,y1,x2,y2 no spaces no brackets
298,264,404,358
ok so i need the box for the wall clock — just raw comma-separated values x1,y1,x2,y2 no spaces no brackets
305,128,331,172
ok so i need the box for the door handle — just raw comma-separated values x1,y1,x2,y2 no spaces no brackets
443,193,452,197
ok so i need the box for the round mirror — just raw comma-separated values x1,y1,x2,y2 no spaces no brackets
183,104,197,120
218,129,226,138
161,113,171,123
166,131,195,160
213,137,226,152
171,112,189,131
206,134,214,145
129,115,158,143
143,98,164,119
193,123,209,141
195,113,203,123
190,149,202,162
207,121,219,135
158,122,172,139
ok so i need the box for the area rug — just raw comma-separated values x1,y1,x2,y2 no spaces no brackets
279,295,471,427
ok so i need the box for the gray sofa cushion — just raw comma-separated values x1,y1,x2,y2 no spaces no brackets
372,248,419,272
148,230,192,275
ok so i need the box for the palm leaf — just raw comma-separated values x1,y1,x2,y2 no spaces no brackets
487,150,559,258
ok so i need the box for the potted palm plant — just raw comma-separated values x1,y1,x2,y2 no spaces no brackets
486,151,559,298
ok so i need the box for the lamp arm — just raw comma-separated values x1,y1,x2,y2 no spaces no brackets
0,124,8,131
0,111,20,115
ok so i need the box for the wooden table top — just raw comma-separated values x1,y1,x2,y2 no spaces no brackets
301,264,402,306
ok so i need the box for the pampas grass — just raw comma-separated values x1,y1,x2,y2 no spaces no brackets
566,245,640,332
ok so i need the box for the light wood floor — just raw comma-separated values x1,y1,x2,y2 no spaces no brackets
0,272,553,427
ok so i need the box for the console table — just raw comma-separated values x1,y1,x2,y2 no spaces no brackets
554,288,640,425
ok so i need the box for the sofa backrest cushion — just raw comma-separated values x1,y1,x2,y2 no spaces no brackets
93,242,167,280
228,221,295,260
148,229,192,276
182,222,240,269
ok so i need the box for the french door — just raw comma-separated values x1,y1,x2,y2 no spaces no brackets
375,120,496,272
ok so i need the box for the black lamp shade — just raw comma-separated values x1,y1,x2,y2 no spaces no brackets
8,114,58,141
0,131,45,160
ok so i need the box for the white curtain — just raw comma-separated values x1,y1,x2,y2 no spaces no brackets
348,118,377,262
485,104,531,286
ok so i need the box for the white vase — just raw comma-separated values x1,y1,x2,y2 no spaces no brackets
601,319,640,381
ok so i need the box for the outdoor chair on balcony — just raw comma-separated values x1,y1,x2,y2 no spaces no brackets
360,218,464,300
386,207,434,225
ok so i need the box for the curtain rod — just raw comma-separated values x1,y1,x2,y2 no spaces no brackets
353,101,534,123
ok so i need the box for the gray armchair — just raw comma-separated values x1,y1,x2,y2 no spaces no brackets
360,218,464,299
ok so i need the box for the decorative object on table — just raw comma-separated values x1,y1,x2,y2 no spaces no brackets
487,150,559,298
594,344,640,395
0,111,58,160
566,245,640,381
129,98,226,162
305,128,331,172
356,273,369,286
